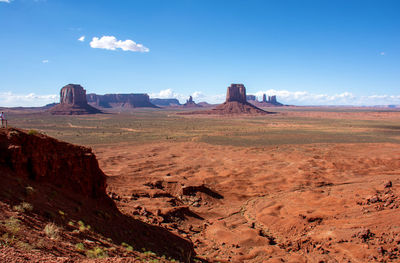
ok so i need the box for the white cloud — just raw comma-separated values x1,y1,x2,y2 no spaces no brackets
0,92,58,107
0,0,12,3
42,59,49,63
252,89,400,106
78,36,85,42
380,52,385,56
90,36,149,52
149,89,225,104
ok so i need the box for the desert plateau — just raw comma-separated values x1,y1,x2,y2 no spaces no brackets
1,103,400,262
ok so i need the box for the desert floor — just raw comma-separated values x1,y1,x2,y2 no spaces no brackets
8,106,400,262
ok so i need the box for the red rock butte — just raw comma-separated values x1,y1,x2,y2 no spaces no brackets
181,83,271,115
49,84,102,115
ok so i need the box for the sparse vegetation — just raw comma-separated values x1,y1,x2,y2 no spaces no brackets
75,242,85,251
0,217,20,246
27,129,39,135
13,202,33,213
44,223,59,239
77,220,91,232
86,246,108,258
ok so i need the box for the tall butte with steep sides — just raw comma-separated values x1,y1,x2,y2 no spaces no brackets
49,84,102,115
181,84,270,115
210,84,269,115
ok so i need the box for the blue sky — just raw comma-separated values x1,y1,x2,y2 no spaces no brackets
1,0,399,106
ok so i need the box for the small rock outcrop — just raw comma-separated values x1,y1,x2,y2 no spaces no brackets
183,96,202,108
49,84,102,115
87,93,158,108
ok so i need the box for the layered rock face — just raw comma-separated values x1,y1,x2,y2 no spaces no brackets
226,84,247,103
60,84,87,105
87,93,158,108
49,84,102,115
0,128,106,198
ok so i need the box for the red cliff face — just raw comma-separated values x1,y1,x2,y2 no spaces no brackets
226,84,247,103
0,128,106,198
60,84,88,105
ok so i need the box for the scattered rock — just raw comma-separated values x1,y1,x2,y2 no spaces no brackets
384,181,393,188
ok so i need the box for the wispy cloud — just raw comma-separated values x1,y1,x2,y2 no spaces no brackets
78,36,85,42
0,92,58,107
380,51,386,56
42,59,49,63
0,0,12,3
90,36,149,52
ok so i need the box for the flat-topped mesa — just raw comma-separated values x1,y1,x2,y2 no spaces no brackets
60,84,87,105
86,93,157,108
226,84,247,103
246,95,256,101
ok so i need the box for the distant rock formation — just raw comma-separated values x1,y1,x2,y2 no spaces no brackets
181,84,270,115
226,84,247,103
87,93,158,108
49,84,102,115
150,98,181,107
246,95,256,101
183,96,202,108
250,93,284,107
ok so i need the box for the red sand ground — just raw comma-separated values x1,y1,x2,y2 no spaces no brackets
95,141,400,262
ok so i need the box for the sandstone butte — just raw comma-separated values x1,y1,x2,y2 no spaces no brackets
0,128,194,262
181,83,271,115
183,96,202,108
49,84,102,115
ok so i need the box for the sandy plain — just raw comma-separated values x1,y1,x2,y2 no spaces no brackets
6,106,400,262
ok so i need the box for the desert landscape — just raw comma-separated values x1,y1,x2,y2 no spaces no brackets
1,85,400,262
2,1,400,262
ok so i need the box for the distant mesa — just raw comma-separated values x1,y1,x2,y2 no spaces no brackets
183,96,202,108
49,84,102,115
247,93,284,107
246,95,256,101
87,93,158,109
150,98,181,107
181,84,271,115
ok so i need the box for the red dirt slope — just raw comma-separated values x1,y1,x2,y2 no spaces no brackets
0,128,195,262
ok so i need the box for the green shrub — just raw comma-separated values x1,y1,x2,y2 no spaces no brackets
75,243,85,251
